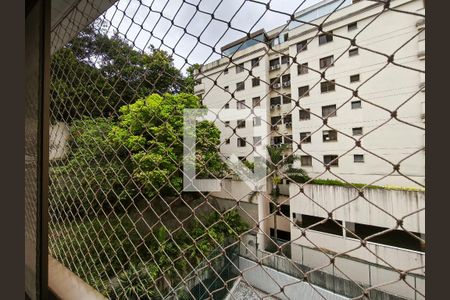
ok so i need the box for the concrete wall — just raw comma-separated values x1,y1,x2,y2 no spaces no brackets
239,256,349,300
49,122,70,160
289,184,425,233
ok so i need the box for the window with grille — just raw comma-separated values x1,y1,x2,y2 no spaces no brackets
321,80,336,93
298,63,308,75
252,77,260,87
237,137,246,147
298,85,310,97
237,119,246,128
283,114,292,123
297,40,308,52
324,155,339,166
281,55,290,64
236,81,245,91
252,97,261,107
299,109,311,120
300,155,312,167
348,22,358,31
350,74,360,82
270,96,281,106
271,116,281,125
237,100,246,109
251,57,260,67
354,154,365,163
300,132,312,143
351,100,362,109
353,127,363,136
272,136,283,145
349,48,359,56
224,103,230,109
236,62,245,73
283,94,291,104
319,32,333,45
284,135,293,144
253,136,262,146
322,105,337,117
320,55,334,69
323,130,338,142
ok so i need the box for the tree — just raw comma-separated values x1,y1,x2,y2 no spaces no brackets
51,19,190,121
254,145,309,251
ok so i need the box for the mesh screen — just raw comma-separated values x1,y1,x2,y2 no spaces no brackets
49,0,425,299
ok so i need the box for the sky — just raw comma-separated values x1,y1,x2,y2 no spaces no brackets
102,0,323,72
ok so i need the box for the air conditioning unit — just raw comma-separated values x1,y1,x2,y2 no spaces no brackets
276,104,281,109
270,105,276,110
270,64,280,71
285,122,292,128
282,81,291,87
271,125,278,130
273,83,281,89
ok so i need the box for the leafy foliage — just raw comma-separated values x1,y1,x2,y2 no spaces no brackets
50,93,226,218
50,20,195,121
49,210,248,299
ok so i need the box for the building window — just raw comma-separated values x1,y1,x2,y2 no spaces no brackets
298,85,310,97
237,100,246,109
253,136,262,146
237,137,246,147
351,100,362,109
324,155,339,167
270,77,281,89
283,114,292,124
298,63,308,75
284,135,293,144
253,116,262,126
236,63,245,73
252,97,261,107
319,55,334,69
348,22,358,31
352,127,363,136
282,74,291,87
252,77,260,87
225,121,230,126
319,31,333,45
270,96,281,106
225,138,230,144
283,94,291,104
354,154,364,163
281,55,290,64
269,58,280,70
299,109,311,120
272,136,283,145
350,74,360,83
224,68,228,75
300,155,312,167
283,32,289,42
251,57,260,67
323,130,338,142
224,103,230,109
322,104,337,117
237,119,246,128
320,80,336,93
349,48,359,56
271,116,281,125
300,132,311,143
224,86,229,92
236,81,245,91
295,214,343,236
297,40,308,53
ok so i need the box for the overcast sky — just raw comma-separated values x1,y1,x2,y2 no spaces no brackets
103,0,323,72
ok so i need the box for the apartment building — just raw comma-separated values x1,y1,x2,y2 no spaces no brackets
194,0,425,188
195,1,425,298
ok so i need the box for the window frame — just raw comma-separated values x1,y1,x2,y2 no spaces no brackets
323,130,338,142
298,85,310,97
322,104,337,118
351,100,362,109
237,119,246,128
319,55,334,69
352,127,363,136
299,108,311,121
349,48,359,57
320,80,336,93
348,22,358,31
324,155,339,167
236,62,245,73
318,31,333,45
298,62,308,75
300,132,312,143
350,74,360,83
252,77,260,87
236,81,245,91
354,154,365,163
300,155,312,167
237,137,247,147
297,40,308,53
